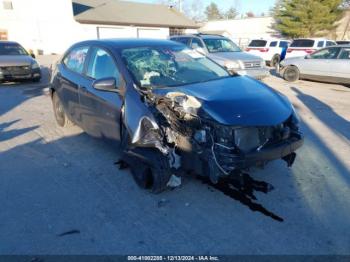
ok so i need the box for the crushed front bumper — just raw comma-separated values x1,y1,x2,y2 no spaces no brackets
209,132,304,179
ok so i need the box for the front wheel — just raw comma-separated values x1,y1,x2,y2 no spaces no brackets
283,66,300,82
271,54,280,68
52,92,74,127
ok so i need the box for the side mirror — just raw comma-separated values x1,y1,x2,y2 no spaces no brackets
30,53,36,59
93,77,118,92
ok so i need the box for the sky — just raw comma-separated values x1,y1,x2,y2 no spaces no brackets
129,0,277,16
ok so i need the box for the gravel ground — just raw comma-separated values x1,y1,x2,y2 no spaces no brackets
0,59,349,255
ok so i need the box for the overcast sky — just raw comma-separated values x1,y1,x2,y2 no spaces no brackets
130,0,277,15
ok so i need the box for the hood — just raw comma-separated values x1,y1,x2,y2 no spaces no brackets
0,55,34,66
152,76,293,126
208,52,263,65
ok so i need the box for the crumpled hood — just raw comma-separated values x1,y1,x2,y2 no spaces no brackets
152,76,293,126
0,55,34,66
208,52,263,66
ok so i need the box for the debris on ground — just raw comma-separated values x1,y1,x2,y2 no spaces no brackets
166,175,182,188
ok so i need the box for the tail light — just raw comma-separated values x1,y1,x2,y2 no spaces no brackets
259,48,269,52
287,48,292,53
305,49,315,54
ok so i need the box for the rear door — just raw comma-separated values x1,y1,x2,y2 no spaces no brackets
78,46,123,141
57,46,90,124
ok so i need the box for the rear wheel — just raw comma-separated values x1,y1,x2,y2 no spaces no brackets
271,54,280,68
283,65,300,82
52,92,74,127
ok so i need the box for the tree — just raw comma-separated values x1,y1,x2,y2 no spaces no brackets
246,11,255,18
272,0,345,38
205,2,223,21
225,7,238,19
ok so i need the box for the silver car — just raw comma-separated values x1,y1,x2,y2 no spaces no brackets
279,45,350,84
170,34,270,79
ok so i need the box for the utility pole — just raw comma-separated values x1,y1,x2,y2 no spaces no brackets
178,0,182,13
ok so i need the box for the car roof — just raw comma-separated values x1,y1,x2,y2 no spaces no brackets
72,38,183,49
170,34,226,39
292,38,333,41
250,38,290,42
0,40,20,45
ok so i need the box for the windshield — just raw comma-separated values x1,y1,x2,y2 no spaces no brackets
203,38,241,53
121,45,229,88
0,43,28,56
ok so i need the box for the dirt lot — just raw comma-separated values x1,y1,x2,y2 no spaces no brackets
0,58,349,254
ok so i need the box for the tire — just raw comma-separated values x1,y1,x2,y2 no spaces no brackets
52,91,74,127
129,149,172,194
271,54,280,68
120,125,171,194
283,66,300,82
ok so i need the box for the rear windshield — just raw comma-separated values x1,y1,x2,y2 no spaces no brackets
290,39,315,48
336,41,350,45
0,43,28,56
248,40,267,47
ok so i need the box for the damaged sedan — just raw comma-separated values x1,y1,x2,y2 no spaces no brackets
50,39,304,193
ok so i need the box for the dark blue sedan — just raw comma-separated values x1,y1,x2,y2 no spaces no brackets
50,39,303,193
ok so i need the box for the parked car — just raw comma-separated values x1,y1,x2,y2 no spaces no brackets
246,39,291,67
286,38,337,59
279,45,350,84
50,39,303,193
170,34,270,79
0,41,41,83
336,40,350,45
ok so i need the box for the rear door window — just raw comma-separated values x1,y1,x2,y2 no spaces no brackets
190,38,204,49
176,37,190,46
317,41,325,48
63,46,89,74
248,40,267,47
310,47,341,59
290,39,315,48
270,41,277,47
279,41,289,48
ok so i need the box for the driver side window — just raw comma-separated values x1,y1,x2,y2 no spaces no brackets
310,47,340,59
86,47,120,86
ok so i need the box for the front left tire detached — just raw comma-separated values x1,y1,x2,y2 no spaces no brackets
283,65,300,82
52,92,74,127
120,125,172,194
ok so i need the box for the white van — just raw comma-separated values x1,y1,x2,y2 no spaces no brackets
246,39,290,67
286,38,336,58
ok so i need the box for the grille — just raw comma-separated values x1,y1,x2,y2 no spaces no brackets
0,65,31,75
243,61,262,69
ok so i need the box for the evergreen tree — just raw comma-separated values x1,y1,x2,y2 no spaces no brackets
225,7,238,19
273,0,344,38
205,2,223,21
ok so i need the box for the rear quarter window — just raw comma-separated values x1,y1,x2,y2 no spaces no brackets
290,39,315,48
248,40,267,47
317,41,325,48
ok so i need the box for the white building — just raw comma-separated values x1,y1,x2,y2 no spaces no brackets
200,16,280,48
0,0,198,54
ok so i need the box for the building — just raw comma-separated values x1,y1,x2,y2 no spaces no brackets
0,0,198,54
199,16,279,48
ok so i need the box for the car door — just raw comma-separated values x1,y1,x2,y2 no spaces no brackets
298,47,341,77
57,46,89,124
328,47,350,83
78,46,123,142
